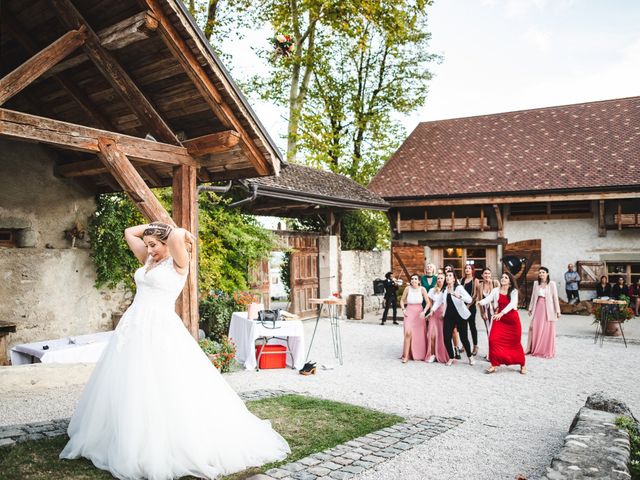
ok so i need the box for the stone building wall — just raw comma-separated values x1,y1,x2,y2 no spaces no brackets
0,139,130,356
340,250,391,312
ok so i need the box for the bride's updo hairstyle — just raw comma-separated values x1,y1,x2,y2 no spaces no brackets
143,222,172,243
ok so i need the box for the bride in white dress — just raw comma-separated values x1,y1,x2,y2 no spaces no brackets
60,222,290,479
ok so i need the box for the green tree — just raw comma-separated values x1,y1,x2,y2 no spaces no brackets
340,210,390,251
89,192,276,294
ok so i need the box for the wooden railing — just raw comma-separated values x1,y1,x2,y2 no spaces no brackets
398,216,489,232
613,213,640,229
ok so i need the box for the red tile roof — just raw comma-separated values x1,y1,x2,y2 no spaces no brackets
369,96,640,199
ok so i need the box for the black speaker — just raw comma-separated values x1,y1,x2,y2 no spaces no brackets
373,279,385,295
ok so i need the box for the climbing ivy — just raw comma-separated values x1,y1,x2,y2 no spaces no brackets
89,191,276,294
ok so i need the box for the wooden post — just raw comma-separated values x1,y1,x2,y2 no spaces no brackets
0,28,87,104
493,204,504,238
598,200,606,237
172,165,199,339
618,202,622,231
396,210,402,234
424,209,428,232
451,210,456,231
480,207,485,232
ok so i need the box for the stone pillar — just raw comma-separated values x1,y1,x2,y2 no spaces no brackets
318,235,339,299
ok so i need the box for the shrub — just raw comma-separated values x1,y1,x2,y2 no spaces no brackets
616,415,640,478
199,292,240,342
199,336,236,373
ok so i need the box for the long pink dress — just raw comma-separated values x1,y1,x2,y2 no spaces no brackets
526,297,556,358
425,304,449,363
404,304,427,361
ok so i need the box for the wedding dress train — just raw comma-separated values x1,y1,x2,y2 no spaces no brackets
60,256,290,479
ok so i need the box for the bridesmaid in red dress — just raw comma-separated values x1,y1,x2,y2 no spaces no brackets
478,272,526,374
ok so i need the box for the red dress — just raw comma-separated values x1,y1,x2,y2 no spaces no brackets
489,293,525,367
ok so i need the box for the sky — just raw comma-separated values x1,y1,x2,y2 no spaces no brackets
224,0,640,152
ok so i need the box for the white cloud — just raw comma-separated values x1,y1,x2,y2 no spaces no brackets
523,27,552,50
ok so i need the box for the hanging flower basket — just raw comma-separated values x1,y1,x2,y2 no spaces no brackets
272,33,296,57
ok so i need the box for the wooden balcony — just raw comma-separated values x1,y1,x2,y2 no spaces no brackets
398,216,489,232
613,213,640,229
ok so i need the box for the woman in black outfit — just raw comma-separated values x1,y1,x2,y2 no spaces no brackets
462,264,479,356
442,270,475,366
611,276,629,299
596,275,611,298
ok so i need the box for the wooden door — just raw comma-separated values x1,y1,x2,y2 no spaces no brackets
288,235,319,317
503,239,541,307
248,259,270,309
391,242,425,283
577,261,606,289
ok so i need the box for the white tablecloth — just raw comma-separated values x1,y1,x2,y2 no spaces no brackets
228,312,305,370
10,331,113,365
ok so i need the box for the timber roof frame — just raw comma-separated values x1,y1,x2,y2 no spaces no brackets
0,0,283,192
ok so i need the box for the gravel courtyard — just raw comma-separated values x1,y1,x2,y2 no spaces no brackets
1,312,638,480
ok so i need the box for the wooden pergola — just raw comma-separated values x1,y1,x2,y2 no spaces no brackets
0,0,283,339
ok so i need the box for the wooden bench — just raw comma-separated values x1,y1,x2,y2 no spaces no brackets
0,321,17,366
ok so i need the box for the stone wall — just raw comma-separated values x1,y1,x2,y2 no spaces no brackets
543,392,635,479
340,250,391,313
0,139,130,358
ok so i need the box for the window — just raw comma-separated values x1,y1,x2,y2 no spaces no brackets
442,248,487,278
607,262,640,286
0,229,17,248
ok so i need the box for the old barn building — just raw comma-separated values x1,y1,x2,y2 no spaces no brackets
0,0,283,362
369,96,640,303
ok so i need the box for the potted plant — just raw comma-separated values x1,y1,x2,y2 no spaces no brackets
593,295,634,336
199,336,236,373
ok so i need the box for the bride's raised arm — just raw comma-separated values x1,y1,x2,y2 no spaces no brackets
167,228,195,274
124,223,151,264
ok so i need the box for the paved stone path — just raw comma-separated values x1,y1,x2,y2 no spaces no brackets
0,388,464,479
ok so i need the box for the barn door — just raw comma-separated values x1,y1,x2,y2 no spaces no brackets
289,235,319,317
576,261,606,289
248,259,270,309
391,242,425,284
503,239,541,307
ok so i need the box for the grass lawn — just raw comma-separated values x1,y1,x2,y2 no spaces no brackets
0,394,402,480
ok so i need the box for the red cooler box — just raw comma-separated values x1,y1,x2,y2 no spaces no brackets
255,344,287,369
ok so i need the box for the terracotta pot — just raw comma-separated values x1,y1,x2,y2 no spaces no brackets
605,320,622,336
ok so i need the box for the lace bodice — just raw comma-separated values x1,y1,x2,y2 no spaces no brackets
132,256,187,309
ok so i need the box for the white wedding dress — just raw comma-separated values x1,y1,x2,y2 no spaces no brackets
60,256,290,479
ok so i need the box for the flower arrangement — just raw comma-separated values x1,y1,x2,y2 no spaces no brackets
199,336,236,373
233,290,259,306
272,33,296,57
592,302,634,325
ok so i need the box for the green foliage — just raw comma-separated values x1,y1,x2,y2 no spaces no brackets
198,335,236,373
340,210,390,251
616,415,640,478
199,292,240,342
89,193,145,291
280,251,291,295
89,192,276,295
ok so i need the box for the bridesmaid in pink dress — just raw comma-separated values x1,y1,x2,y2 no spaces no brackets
425,273,449,363
526,267,561,358
400,274,432,363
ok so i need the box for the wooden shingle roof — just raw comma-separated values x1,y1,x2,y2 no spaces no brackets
369,96,640,200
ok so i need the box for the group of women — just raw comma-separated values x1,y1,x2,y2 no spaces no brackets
399,263,562,374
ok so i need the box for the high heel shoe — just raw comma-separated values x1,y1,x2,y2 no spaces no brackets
299,362,316,375
454,347,461,360
472,346,479,356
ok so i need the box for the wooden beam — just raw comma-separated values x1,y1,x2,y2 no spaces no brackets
183,130,241,156
598,200,606,237
0,28,87,105
480,208,485,232
388,191,640,207
50,0,179,145
46,11,160,77
96,137,175,225
0,108,195,166
493,204,504,238
1,11,115,129
172,165,199,339
143,0,272,175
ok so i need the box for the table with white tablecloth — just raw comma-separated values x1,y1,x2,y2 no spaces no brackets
10,331,114,365
228,312,305,371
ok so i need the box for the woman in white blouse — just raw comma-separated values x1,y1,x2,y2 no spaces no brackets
526,267,560,358
478,272,526,374
400,274,432,363
441,271,475,366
